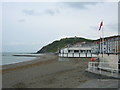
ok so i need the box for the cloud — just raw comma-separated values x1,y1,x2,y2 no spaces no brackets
3,42,27,46
44,9,55,15
22,2,99,16
90,26,99,30
23,9,35,15
105,23,118,31
19,19,26,22
63,2,99,9
22,9,60,16
3,42,41,46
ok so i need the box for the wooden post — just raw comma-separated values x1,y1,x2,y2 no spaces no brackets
86,53,87,57
67,53,68,57
73,53,74,57
63,50,64,57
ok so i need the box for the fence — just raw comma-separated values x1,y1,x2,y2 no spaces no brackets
88,62,120,76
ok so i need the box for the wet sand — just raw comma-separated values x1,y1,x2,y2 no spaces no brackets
2,54,118,88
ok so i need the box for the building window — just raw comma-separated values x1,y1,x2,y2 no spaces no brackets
68,50,70,53
74,50,79,53
88,50,91,53
68,50,73,53
80,50,83,53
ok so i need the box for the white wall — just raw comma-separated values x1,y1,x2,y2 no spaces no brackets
98,54,118,70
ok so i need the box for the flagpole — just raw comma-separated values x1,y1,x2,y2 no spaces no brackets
99,21,104,62
102,21,104,62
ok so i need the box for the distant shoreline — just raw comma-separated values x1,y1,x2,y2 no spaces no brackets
2,54,57,71
12,54,43,57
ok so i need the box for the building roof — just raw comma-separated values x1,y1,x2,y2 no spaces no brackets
62,47,91,50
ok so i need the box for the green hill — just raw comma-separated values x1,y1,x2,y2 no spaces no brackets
36,37,94,53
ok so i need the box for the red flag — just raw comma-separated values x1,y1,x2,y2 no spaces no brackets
99,21,103,30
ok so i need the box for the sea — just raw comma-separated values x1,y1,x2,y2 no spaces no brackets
1,52,42,65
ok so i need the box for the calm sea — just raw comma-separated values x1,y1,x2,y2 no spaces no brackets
1,52,41,65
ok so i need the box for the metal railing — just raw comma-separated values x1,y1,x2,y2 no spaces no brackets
88,62,120,76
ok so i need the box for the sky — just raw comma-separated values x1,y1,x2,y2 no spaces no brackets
1,1,118,53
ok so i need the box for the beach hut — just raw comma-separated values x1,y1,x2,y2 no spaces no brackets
59,47,97,58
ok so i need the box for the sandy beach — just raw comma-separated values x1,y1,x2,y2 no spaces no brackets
2,54,119,88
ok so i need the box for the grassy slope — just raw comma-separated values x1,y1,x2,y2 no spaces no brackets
37,37,94,53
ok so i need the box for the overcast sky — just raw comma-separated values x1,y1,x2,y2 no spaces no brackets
1,1,118,53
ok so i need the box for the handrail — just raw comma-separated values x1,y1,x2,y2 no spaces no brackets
88,62,120,76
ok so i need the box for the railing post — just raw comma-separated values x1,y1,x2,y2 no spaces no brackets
92,62,93,71
93,62,95,71
90,62,92,70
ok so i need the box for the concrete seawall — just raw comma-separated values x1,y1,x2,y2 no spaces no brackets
98,54,118,70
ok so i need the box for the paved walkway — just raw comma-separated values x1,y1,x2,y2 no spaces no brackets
78,68,120,88
78,79,119,88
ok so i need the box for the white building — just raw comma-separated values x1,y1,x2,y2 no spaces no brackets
59,47,97,58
